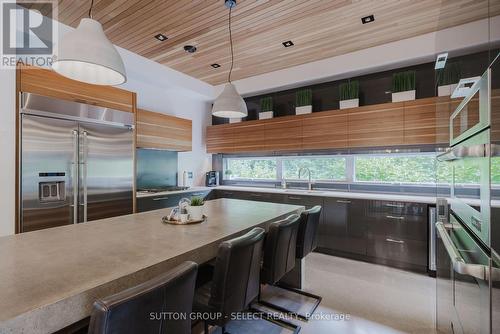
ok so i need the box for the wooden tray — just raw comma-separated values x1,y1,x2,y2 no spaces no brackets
162,215,207,225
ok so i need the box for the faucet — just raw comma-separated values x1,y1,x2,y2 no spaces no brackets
298,167,313,191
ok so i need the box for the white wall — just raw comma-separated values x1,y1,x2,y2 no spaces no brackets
0,16,214,237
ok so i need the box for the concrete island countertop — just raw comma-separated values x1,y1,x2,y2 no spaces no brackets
0,199,303,334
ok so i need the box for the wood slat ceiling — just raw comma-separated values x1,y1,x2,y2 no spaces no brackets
37,0,500,85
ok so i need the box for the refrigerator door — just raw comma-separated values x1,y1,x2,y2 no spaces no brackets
78,122,134,222
21,115,79,232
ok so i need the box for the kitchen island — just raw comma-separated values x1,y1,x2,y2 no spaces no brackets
0,199,303,334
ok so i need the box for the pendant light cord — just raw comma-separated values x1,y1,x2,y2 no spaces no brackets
88,0,94,19
228,6,234,83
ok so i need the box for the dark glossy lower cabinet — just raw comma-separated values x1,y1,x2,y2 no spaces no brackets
213,189,428,272
137,190,211,213
318,198,366,255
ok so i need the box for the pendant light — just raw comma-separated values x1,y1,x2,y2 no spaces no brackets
52,0,126,86
212,0,248,118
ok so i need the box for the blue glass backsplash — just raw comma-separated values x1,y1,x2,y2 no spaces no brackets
136,149,178,189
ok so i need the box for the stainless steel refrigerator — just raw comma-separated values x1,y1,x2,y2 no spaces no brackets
436,53,500,334
20,93,135,232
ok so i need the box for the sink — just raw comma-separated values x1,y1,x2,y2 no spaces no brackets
284,189,324,194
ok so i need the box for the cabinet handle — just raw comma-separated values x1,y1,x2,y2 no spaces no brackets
224,192,233,195
250,194,262,197
153,197,169,201
386,215,405,221
336,200,351,204
288,196,302,200
385,203,404,208
386,238,405,244
192,193,205,196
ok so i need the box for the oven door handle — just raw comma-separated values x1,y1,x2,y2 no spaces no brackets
435,222,499,281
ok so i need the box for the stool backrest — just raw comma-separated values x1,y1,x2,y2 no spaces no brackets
261,214,301,285
296,206,322,259
209,227,265,317
88,261,198,334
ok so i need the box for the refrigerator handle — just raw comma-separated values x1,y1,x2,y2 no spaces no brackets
82,131,88,223
436,222,500,281
72,130,79,224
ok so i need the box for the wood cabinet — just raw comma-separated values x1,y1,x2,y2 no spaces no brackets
18,65,135,113
136,109,192,151
348,102,405,147
302,110,348,149
206,97,456,153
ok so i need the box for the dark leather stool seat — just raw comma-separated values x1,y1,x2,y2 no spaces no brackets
88,261,198,334
193,227,265,333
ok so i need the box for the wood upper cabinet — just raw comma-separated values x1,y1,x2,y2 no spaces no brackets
348,102,404,147
207,124,235,153
205,97,458,153
264,115,303,151
136,109,192,151
302,110,348,149
18,65,135,113
232,121,267,152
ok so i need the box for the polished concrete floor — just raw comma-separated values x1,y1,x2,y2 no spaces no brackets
196,253,437,334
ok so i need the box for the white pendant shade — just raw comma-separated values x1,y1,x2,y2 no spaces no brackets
212,83,248,118
52,18,126,86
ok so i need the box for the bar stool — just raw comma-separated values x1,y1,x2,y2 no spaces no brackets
277,206,323,321
193,227,265,334
88,261,198,334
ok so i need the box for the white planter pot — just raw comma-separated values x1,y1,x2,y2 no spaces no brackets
187,205,204,221
259,111,273,120
229,118,241,123
437,84,458,97
339,98,359,109
295,105,312,115
392,90,416,102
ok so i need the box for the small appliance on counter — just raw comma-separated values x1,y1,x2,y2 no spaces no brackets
205,171,219,187
182,171,194,188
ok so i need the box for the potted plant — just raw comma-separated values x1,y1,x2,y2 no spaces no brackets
259,96,274,120
392,70,416,102
187,196,204,220
295,89,312,115
339,80,359,109
224,169,233,180
437,62,461,97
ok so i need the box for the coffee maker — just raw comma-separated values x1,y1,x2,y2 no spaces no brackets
205,171,219,187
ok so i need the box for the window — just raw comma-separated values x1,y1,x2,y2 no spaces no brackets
282,157,346,181
354,155,437,184
223,152,447,185
225,158,277,180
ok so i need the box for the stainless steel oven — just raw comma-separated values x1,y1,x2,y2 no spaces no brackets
438,69,492,248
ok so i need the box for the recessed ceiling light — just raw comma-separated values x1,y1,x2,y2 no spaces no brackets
361,15,375,24
154,33,167,41
282,40,294,48
184,45,197,53
211,63,221,68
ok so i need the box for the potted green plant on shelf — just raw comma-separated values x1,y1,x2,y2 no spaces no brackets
437,62,461,97
259,96,274,120
224,169,233,180
392,70,416,102
295,88,312,115
187,196,204,220
339,80,359,109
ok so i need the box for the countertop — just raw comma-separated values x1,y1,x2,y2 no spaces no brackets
0,199,302,333
216,185,438,204
136,186,212,198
